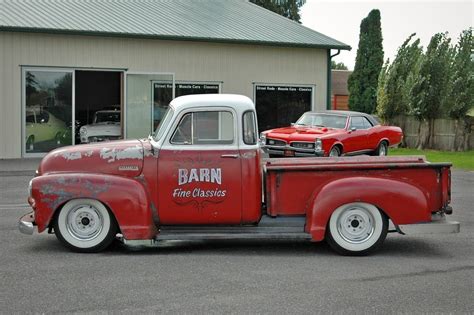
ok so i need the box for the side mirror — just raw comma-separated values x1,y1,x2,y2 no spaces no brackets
350,127,356,132
291,123,295,126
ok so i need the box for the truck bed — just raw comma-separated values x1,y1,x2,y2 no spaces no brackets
263,156,451,220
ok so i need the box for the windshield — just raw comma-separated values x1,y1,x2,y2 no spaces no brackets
295,113,347,129
154,107,174,141
95,112,120,123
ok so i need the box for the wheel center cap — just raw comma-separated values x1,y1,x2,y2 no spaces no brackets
81,217,90,225
351,220,360,228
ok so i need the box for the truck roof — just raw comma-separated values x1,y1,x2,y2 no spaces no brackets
170,94,255,114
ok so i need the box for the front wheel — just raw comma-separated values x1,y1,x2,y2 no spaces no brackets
326,202,388,256
54,199,118,253
329,146,341,157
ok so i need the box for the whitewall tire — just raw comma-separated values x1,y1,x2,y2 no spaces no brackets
54,198,117,253
326,202,388,256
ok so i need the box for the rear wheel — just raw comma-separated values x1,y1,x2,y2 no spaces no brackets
329,146,341,157
54,199,118,253
375,141,388,156
326,202,388,256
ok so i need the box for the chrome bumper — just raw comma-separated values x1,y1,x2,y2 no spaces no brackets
398,213,460,235
18,212,35,235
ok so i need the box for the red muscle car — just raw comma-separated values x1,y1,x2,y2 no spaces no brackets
260,110,403,157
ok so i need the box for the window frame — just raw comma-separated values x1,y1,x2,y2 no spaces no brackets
242,110,258,145
169,109,236,146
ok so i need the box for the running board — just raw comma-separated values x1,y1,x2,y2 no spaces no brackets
156,232,311,241
156,215,309,241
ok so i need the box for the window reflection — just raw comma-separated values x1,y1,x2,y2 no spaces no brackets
24,71,72,153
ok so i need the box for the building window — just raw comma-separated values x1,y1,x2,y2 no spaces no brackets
153,82,220,130
24,70,73,154
254,84,313,132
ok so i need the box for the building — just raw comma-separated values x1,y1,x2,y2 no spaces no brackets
331,70,352,110
0,0,350,158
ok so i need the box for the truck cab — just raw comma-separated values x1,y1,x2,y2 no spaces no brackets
150,94,262,225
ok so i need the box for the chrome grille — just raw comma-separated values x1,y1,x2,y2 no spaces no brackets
266,138,286,146
291,142,315,149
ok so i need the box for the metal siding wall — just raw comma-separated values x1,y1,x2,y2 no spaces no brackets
0,32,327,158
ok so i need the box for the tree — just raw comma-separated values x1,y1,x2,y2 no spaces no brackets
250,0,306,23
331,60,348,70
446,28,474,151
348,9,384,114
377,34,423,121
408,32,453,149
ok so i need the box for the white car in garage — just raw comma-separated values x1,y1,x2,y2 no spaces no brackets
79,110,121,143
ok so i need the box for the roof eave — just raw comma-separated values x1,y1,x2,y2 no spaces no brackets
0,27,352,50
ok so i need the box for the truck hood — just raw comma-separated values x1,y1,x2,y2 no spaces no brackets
38,139,145,177
263,126,343,141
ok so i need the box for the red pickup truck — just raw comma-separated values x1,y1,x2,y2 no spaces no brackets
19,94,460,255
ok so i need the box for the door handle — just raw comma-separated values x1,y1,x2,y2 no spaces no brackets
221,154,239,159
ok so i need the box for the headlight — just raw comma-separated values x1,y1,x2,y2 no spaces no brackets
314,138,322,152
259,133,267,146
79,127,87,136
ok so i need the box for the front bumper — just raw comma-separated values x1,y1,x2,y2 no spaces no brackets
263,144,325,157
398,213,460,235
18,211,35,235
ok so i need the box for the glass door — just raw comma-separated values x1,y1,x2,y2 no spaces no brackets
23,68,74,157
125,73,174,139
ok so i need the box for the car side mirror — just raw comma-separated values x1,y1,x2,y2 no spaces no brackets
350,127,356,132
291,123,295,126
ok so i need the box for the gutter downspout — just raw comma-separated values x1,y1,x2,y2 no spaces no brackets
327,49,341,110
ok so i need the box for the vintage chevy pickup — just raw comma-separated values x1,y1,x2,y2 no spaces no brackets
19,94,460,255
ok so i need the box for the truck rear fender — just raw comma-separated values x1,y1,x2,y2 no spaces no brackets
31,173,157,240
306,177,430,241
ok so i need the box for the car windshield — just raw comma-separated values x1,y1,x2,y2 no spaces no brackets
295,113,347,129
154,107,174,141
95,112,120,123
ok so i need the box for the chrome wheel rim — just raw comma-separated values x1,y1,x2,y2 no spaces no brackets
379,144,387,156
66,205,104,241
329,147,339,157
336,205,375,244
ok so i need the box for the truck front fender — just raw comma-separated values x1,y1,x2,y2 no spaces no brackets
306,177,430,241
31,173,157,240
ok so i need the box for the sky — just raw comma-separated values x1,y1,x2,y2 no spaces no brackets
300,0,473,70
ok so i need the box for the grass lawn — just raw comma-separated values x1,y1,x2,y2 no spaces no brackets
390,148,474,171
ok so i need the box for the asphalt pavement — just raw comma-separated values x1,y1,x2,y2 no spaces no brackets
0,165,473,314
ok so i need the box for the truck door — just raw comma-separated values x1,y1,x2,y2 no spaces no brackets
157,108,242,225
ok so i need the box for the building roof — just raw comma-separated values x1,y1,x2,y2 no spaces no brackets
331,70,352,95
0,0,350,50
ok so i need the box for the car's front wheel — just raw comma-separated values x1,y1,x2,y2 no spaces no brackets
326,202,388,256
54,199,118,253
329,146,341,157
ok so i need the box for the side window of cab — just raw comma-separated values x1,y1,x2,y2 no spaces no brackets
170,111,234,145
